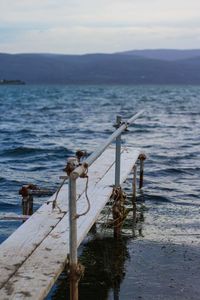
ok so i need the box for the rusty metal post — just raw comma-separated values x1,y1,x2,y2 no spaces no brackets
69,174,78,300
19,186,33,220
139,154,146,189
23,195,33,216
132,165,137,202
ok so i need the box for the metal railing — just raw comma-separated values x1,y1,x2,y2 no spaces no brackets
68,110,144,300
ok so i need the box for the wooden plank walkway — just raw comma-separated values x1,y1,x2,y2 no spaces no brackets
0,147,142,300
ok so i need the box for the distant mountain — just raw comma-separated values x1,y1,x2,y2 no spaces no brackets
0,50,200,84
118,49,200,61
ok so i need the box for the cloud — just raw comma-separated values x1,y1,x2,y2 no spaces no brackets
0,0,200,53
1,25,200,54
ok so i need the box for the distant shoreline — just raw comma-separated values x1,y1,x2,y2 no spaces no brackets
1,50,200,85
0,79,25,85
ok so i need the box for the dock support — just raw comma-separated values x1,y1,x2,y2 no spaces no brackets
113,116,123,238
132,165,137,202
115,116,122,187
139,154,146,189
69,175,79,300
19,184,54,219
22,195,33,217
112,187,125,239
19,186,33,218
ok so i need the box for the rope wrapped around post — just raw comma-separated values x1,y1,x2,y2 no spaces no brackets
111,187,126,238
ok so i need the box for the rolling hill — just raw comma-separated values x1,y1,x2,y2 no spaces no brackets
0,50,200,84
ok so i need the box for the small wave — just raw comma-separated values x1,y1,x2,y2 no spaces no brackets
1,146,73,158
174,200,200,207
149,167,193,177
0,201,20,211
0,177,6,183
144,194,172,203
0,176,22,186
1,147,44,157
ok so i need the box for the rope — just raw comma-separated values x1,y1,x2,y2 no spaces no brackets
47,177,68,213
111,186,127,232
99,187,129,233
110,207,131,227
50,161,90,216
50,150,90,218
70,262,85,282
75,168,91,218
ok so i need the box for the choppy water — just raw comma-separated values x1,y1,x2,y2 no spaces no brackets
0,85,200,299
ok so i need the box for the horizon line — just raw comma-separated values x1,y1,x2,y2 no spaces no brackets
1,48,200,56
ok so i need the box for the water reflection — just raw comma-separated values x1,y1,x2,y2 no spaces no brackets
50,237,129,300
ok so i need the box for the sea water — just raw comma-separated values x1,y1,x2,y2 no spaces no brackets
0,85,200,299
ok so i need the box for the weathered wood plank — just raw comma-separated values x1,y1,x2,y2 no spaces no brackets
0,148,117,290
0,148,141,300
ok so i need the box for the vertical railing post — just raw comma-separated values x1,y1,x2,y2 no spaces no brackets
113,116,122,239
132,165,137,237
69,174,78,300
132,165,137,203
115,115,122,187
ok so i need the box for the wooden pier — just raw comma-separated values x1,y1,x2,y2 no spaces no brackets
0,112,145,300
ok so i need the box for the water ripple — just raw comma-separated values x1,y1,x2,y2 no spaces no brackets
0,84,200,243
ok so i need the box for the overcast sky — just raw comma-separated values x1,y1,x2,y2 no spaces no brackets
1,0,200,54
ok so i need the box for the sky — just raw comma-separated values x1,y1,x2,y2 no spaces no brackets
1,0,200,54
